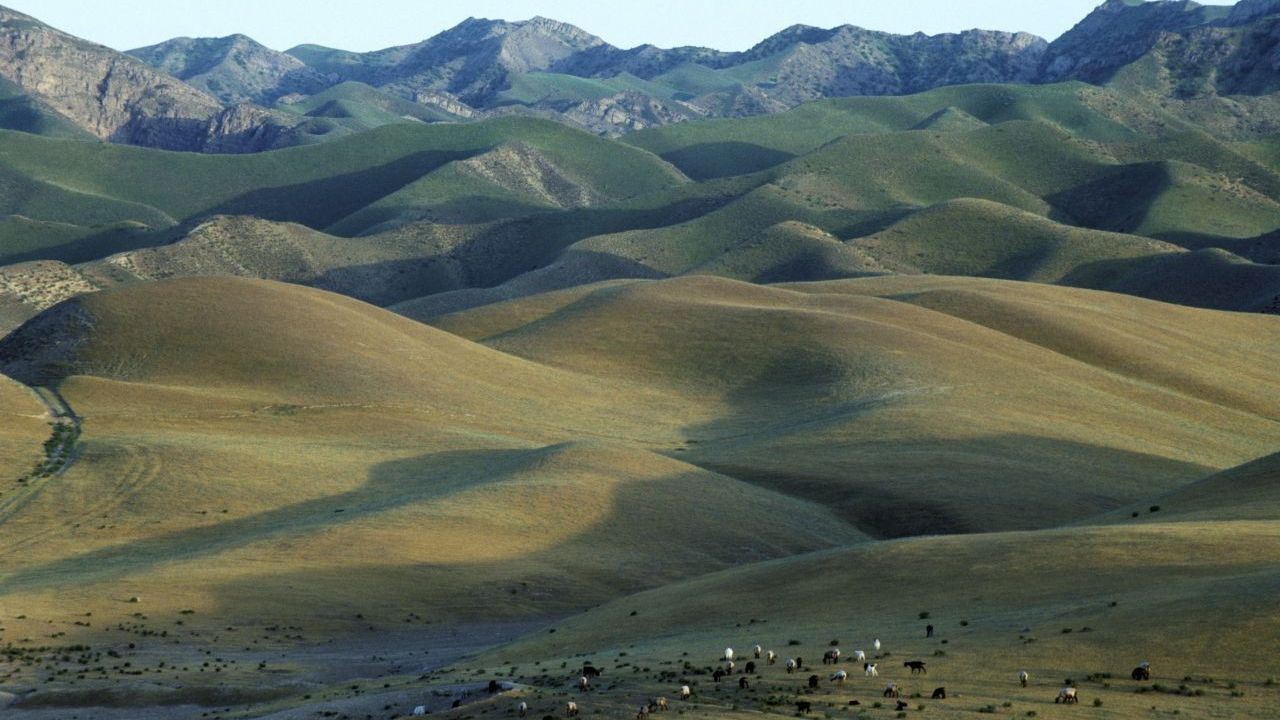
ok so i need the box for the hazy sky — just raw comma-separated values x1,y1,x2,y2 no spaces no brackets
5,1,1241,53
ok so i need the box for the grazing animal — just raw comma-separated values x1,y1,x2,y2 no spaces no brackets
896,700,909,711
679,685,691,701
883,682,900,699
830,670,848,685
579,676,589,691
823,648,841,664
754,645,763,659
637,705,649,720
566,701,579,717
1056,687,1078,704
795,656,804,669
904,660,926,675
582,665,602,678
489,679,501,693
1131,666,1150,681
412,707,426,717
864,663,879,678
808,674,820,689
745,661,756,674
713,669,725,683
853,650,867,664
873,639,881,652
1019,670,1029,687
651,697,668,712
795,701,812,714
786,658,797,674
724,660,735,674
931,687,946,700
739,676,749,689
724,647,734,661
518,701,528,717
767,650,777,665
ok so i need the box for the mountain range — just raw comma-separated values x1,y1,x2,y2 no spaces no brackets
0,0,1279,148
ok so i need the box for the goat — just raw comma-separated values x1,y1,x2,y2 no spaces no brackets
808,674,820,689
739,676,749,689
931,687,946,700
518,701,528,717
767,650,777,665
724,647,734,662
883,682,900,699
636,705,649,720
651,697,668,712
578,676,589,691
864,663,878,678
823,648,841,664
786,658,797,674
830,670,848,685
679,686,691,701
754,645,762,659
412,707,426,717
853,650,867,664
873,639,881,652
745,661,756,674
904,660,926,675
795,701,812,714
582,665,602,678
713,669,725,683
566,701,579,717
1056,687,1078,704
1131,666,1150,681
1019,670,1029,687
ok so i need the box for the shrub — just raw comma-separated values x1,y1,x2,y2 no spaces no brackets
918,612,930,619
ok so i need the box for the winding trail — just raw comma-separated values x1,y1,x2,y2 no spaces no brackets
0,386,80,528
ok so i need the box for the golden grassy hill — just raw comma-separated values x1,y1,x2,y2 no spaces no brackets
434,274,1280,536
472,520,1280,718
0,276,861,646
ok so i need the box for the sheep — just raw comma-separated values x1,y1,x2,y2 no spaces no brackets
1019,670,1029,687
786,658,797,674
724,647,734,662
754,644,763,659
738,676,750,689
578,676,589,691
636,704,649,720
1131,666,1150,681
808,674,820,689
931,687,946,700
566,700,579,717
795,701,812,714
903,660,926,675
864,663,879,677
873,639,881,652
830,670,848,685
767,650,777,665
679,685,691,701
1055,687,1078,704
823,648,841,664
745,661,756,674
651,697,668,712
724,660,736,674
883,682,900,699
412,707,426,717
518,701,528,717
853,649,867,664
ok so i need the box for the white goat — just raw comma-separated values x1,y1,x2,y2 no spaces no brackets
566,700,580,716
786,658,797,674
1056,687,1078,704
864,663,879,677
753,644,763,659
679,685,691,701
767,650,777,665
1019,670,1029,687
830,670,848,685
873,638,881,652
724,647,734,661
853,649,866,664
518,701,528,717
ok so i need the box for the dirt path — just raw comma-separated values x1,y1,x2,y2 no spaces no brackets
0,385,80,528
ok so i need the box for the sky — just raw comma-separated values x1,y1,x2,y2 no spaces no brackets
5,0,1238,53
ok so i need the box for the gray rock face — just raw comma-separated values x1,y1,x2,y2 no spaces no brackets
128,34,331,104
0,5,288,151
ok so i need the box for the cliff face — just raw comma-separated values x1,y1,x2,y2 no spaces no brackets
0,6,288,151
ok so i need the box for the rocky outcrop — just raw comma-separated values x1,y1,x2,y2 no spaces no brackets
128,34,331,104
0,6,292,151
